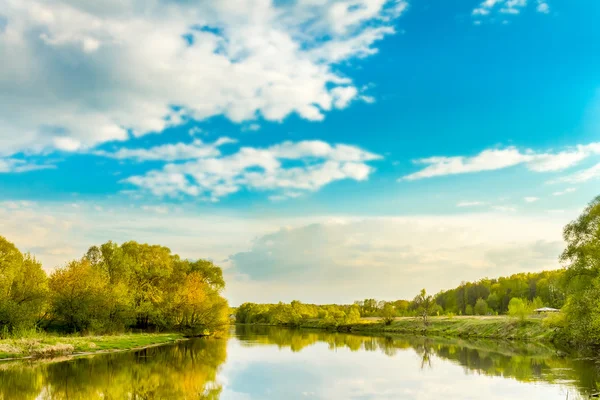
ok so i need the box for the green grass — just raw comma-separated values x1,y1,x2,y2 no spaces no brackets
297,316,555,342
0,333,186,360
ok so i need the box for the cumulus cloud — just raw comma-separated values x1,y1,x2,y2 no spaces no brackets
0,0,407,157
472,0,550,20
122,140,382,201
400,142,600,181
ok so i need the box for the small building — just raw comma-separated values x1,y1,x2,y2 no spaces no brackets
534,307,560,313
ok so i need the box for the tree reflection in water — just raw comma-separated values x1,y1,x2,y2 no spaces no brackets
0,337,227,400
235,325,600,398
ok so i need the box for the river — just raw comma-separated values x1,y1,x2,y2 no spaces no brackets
0,325,598,399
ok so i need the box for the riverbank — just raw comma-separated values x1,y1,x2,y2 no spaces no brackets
255,316,555,342
0,333,186,360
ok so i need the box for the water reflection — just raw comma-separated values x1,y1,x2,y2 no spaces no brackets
0,338,226,399
232,325,600,399
0,326,598,399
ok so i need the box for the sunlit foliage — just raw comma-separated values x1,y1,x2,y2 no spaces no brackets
0,237,229,337
0,236,48,336
559,195,600,345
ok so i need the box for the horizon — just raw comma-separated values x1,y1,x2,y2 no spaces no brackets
1,0,599,306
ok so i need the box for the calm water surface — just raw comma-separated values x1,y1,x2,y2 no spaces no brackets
1,325,599,399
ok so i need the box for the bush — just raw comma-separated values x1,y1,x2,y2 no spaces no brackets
381,303,396,325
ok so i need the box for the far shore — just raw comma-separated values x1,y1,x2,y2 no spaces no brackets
237,315,557,343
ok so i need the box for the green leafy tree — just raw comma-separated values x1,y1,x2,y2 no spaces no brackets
486,293,499,312
0,236,48,335
413,289,436,325
381,303,396,325
49,259,112,333
474,298,488,315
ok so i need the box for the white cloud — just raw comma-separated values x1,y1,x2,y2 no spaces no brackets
552,187,576,196
457,201,486,207
0,0,407,157
188,127,204,137
0,157,55,173
121,140,382,201
524,196,539,203
536,1,550,13
472,0,550,20
401,142,600,181
555,162,600,184
95,137,236,162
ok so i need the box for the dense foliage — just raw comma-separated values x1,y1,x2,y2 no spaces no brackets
558,195,600,345
235,301,361,327
235,271,566,328
0,238,229,337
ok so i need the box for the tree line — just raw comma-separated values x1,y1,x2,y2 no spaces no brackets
234,270,567,326
0,238,229,337
236,195,600,346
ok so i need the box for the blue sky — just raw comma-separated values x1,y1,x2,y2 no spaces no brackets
1,0,599,304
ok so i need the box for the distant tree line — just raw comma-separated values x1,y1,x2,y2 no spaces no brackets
0,239,229,337
234,269,563,328
235,301,361,327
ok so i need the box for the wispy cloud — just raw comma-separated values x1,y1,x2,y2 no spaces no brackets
553,188,577,196
457,201,487,207
400,142,600,181
472,0,551,22
554,163,600,184
524,197,539,203
0,158,55,174
492,205,517,212
95,137,236,162
121,140,382,201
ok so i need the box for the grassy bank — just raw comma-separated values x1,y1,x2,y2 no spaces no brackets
0,333,186,360
289,316,554,342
